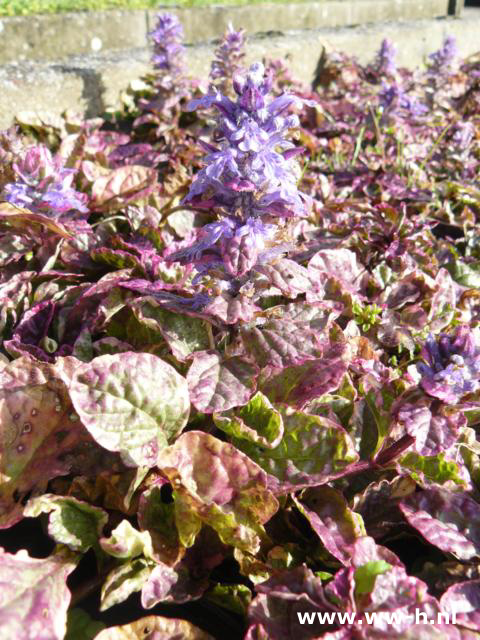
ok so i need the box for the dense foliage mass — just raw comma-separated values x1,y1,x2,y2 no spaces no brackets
1,13,480,639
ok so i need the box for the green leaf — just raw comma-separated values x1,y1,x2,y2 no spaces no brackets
100,519,154,560
354,560,392,596
213,391,283,448
233,407,358,492
69,352,190,467
137,485,183,566
205,584,252,616
131,297,211,362
160,431,279,553
65,609,105,640
447,259,480,288
24,494,108,553
100,557,152,611
399,451,467,487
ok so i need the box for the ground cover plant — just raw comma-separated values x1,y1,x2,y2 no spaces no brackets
1,13,480,639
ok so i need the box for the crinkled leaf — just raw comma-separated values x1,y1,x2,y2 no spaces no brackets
440,579,480,631
24,494,108,553
159,431,279,553
205,292,261,324
0,357,100,527
94,615,213,639
261,355,348,409
241,302,338,369
352,476,416,539
254,258,314,298
308,248,365,294
205,583,252,617
91,165,157,211
141,561,207,608
233,407,358,493
100,557,152,611
398,451,467,488
187,350,258,413
131,296,211,361
69,352,190,467
0,547,78,640
392,397,464,457
247,565,333,640
222,231,258,277
293,486,366,565
213,391,284,448
400,489,480,560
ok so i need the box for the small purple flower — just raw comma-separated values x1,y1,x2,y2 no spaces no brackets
2,144,88,217
417,326,480,403
379,82,428,117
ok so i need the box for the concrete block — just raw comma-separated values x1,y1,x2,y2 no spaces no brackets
0,1,451,65
148,0,450,44
1,8,479,129
0,64,85,129
0,10,148,64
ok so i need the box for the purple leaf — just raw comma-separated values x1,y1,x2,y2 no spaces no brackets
0,547,77,640
293,487,366,565
0,357,101,528
141,561,207,608
187,350,258,413
69,352,190,467
234,407,358,493
400,489,480,560
90,165,157,212
261,355,348,409
392,396,465,456
440,580,480,631
254,258,315,298
241,302,339,369
160,431,279,553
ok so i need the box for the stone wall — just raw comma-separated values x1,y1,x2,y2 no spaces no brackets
0,1,477,129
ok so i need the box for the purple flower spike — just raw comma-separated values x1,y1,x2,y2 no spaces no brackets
2,144,88,217
417,326,480,404
149,12,185,77
428,35,458,74
379,82,428,118
169,62,311,282
210,23,246,95
140,12,187,117
375,38,397,76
